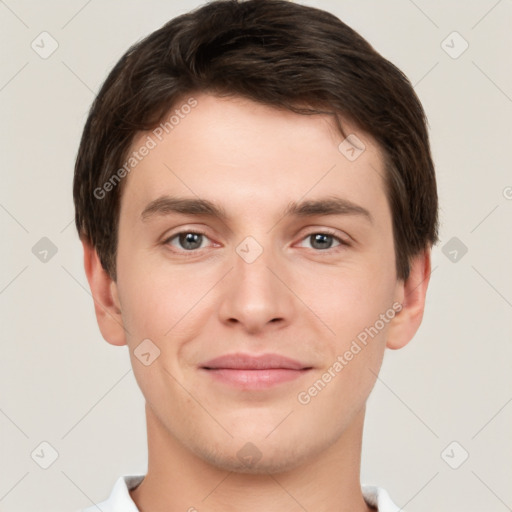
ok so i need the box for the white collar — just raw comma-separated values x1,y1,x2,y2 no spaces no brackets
82,474,402,512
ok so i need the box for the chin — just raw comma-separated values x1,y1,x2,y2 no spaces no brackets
189,434,321,475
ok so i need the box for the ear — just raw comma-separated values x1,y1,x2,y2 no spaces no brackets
386,248,432,350
82,240,127,346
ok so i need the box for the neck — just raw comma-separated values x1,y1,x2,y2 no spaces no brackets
130,403,373,512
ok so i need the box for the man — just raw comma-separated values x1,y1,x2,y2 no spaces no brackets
74,0,438,510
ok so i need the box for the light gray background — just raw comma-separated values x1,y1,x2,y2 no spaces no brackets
1,1,511,511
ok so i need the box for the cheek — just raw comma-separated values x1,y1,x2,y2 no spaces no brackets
116,251,219,344
295,293,391,423
299,262,394,342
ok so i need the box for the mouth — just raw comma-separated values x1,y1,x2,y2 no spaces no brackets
200,353,313,389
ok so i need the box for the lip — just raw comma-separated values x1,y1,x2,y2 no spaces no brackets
200,353,312,389
201,353,309,370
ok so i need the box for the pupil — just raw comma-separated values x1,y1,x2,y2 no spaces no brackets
180,233,202,250
312,233,332,249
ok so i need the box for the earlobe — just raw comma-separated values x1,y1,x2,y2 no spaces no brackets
386,248,432,350
82,240,127,346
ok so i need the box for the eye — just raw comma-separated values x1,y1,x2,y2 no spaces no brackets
164,231,211,251
298,231,348,251
162,229,349,253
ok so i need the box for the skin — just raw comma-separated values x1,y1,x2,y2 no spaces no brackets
83,93,431,512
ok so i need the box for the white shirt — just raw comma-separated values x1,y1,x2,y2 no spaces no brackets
80,475,402,512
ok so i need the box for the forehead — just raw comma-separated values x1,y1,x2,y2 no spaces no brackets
121,93,389,225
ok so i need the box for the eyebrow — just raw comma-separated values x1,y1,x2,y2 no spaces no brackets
140,195,373,224
284,197,373,223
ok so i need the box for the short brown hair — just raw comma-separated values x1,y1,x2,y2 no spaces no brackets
73,0,439,282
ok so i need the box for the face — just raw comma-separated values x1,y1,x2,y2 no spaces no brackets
111,93,405,473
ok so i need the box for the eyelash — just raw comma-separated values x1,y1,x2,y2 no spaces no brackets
162,229,350,255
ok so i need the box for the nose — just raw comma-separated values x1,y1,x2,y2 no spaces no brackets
217,242,295,335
